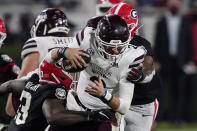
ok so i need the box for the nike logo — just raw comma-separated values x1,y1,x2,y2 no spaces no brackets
142,114,150,117
99,112,109,119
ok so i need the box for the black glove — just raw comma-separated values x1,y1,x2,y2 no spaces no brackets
127,68,145,83
87,109,116,122
28,73,39,85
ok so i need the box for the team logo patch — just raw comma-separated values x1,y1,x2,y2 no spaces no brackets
55,88,67,100
87,48,94,56
130,10,137,19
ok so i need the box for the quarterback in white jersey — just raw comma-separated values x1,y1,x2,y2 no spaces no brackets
48,14,146,130
5,8,74,117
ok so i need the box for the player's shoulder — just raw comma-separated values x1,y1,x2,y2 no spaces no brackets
127,44,147,55
130,35,153,56
121,45,146,68
130,35,151,48
23,37,38,47
21,37,39,59
86,16,104,29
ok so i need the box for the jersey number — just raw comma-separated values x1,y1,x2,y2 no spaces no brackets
15,91,32,125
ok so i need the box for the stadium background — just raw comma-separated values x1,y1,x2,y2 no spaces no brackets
0,0,197,130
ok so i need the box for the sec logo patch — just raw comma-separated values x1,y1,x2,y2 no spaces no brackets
55,88,66,100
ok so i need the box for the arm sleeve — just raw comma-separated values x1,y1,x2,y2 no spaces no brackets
115,75,134,115
21,38,38,60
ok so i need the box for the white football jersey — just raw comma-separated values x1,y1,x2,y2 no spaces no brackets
21,36,73,63
70,27,146,110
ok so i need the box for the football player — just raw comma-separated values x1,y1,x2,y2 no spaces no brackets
5,8,74,117
107,3,161,131
0,18,20,130
0,53,114,131
0,74,114,131
48,14,146,131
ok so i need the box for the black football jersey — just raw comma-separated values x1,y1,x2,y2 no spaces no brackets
130,35,161,105
0,54,20,122
8,83,67,131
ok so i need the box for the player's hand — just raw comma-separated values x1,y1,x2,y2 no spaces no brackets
66,48,90,69
88,109,116,122
28,73,39,85
127,68,145,83
85,76,105,97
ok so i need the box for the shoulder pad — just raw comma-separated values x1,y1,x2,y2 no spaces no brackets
21,38,38,59
130,35,153,56
86,16,104,29
23,38,37,49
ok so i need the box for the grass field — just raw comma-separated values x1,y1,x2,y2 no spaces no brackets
154,121,197,131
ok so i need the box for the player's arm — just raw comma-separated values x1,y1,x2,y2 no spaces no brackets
18,52,40,78
85,76,133,115
0,79,26,95
127,46,155,84
6,52,39,117
42,97,115,126
46,48,89,69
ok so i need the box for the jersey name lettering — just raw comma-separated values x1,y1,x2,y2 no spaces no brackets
52,38,73,45
90,63,112,78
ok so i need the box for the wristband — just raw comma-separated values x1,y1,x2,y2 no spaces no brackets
100,88,113,103
57,47,68,58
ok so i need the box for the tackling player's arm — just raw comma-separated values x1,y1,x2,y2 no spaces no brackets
6,52,39,117
43,99,89,125
42,93,115,126
0,79,26,95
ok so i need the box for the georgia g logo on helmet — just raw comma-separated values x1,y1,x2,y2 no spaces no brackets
130,9,137,19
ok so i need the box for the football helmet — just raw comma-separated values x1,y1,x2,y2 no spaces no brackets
31,8,70,37
39,60,72,90
0,18,7,48
107,3,139,38
95,14,130,61
96,0,124,16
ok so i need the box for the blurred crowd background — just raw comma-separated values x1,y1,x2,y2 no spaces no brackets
0,0,197,129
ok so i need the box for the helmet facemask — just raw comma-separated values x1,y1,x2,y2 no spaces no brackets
95,26,130,61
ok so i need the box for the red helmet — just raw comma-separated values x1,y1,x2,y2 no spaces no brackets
39,59,72,90
0,18,7,47
96,0,124,16
106,3,139,38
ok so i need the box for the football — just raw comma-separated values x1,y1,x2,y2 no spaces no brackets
61,50,91,73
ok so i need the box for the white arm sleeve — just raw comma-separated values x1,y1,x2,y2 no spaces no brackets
115,75,134,115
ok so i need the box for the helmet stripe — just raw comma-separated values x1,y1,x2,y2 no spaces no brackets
114,2,125,15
